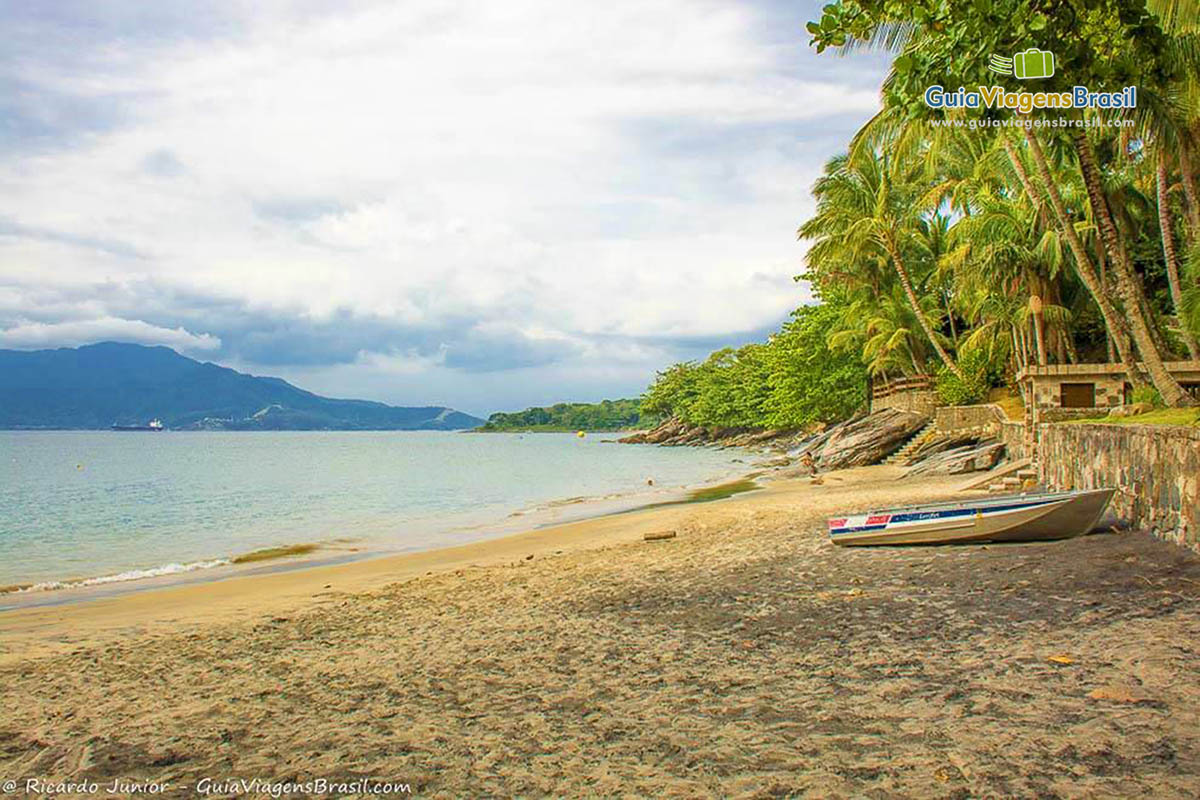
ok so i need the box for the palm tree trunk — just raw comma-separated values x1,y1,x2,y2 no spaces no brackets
945,290,959,348
1157,153,1200,359
1019,127,1145,387
1031,301,1047,365
882,233,966,381
1071,129,1194,406
1095,235,1117,361
1003,135,1040,209
1178,136,1200,236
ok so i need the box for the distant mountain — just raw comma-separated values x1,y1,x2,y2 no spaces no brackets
0,342,484,431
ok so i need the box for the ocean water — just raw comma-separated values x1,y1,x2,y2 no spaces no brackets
0,431,746,589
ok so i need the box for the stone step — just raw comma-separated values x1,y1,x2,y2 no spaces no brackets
1016,468,1038,480
957,457,1033,492
884,421,937,465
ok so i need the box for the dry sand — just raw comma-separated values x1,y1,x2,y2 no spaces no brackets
2,465,1199,798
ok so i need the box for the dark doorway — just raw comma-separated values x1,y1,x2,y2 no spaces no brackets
1061,382,1096,408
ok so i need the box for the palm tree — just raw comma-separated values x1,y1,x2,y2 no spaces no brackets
1072,127,1195,406
939,174,1073,372
1156,149,1200,358
826,285,936,378
800,148,966,380
1017,128,1147,387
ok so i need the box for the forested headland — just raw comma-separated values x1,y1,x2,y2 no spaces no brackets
639,0,1200,434
477,399,650,432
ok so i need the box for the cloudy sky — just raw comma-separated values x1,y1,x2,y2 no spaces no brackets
0,0,887,417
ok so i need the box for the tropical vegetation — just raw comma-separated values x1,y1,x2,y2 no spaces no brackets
478,399,649,431
640,304,868,429
641,0,1200,430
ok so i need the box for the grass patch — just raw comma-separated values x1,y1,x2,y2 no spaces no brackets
232,543,319,564
686,479,761,503
631,479,761,514
1066,408,1200,427
988,388,1025,421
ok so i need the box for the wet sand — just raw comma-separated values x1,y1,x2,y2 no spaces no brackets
2,465,1199,797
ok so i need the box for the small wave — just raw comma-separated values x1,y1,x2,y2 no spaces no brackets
13,559,232,594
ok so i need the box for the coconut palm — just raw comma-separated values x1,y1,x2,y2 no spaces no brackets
800,147,966,380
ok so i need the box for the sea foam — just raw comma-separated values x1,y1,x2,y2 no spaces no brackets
18,559,232,593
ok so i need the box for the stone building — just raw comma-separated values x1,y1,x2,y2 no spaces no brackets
1016,361,1200,426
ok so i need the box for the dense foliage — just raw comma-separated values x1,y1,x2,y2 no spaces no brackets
797,0,1200,407
479,399,649,431
640,304,869,429
636,0,1200,429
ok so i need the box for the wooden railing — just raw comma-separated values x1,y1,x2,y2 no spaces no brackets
871,375,933,400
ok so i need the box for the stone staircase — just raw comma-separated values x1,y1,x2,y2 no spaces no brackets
884,420,938,466
986,464,1039,494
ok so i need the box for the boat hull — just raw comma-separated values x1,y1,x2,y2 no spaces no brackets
829,489,1116,546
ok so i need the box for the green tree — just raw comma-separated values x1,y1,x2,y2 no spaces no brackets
800,147,965,379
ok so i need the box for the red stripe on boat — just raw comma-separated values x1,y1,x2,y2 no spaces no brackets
865,514,892,525
828,518,847,528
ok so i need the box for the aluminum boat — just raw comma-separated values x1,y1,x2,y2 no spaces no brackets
828,488,1116,546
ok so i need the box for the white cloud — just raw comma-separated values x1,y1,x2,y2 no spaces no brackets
0,0,885,410
0,318,220,353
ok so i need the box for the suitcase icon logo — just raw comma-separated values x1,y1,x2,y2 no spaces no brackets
989,49,1055,80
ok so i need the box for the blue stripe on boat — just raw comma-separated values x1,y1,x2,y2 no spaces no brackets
829,523,889,535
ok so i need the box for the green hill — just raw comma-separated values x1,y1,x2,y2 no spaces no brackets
478,399,652,432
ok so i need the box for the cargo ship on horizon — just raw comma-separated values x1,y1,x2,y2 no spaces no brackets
111,418,165,431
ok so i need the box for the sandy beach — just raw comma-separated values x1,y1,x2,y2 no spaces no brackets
2,465,1199,798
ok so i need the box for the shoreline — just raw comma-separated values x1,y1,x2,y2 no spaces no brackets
0,435,760,603
0,464,910,664
0,472,764,613
4,463,1195,796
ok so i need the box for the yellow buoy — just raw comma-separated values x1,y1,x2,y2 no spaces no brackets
576,430,586,438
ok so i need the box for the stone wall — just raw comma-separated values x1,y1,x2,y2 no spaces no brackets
935,404,1004,433
1038,408,1111,424
1038,423,1200,550
933,404,1030,460
999,420,1029,461
872,389,937,418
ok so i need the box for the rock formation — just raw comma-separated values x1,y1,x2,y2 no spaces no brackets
805,409,927,471
903,441,1006,477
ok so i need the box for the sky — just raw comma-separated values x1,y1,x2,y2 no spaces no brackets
0,0,888,418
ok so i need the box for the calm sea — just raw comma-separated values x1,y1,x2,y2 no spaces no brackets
0,431,746,589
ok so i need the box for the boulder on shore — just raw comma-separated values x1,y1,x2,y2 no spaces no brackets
619,418,795,447
903,441,1006,477
618,418,690,444
1107,402,1154,418
809,408,928,471
902,432,984,466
